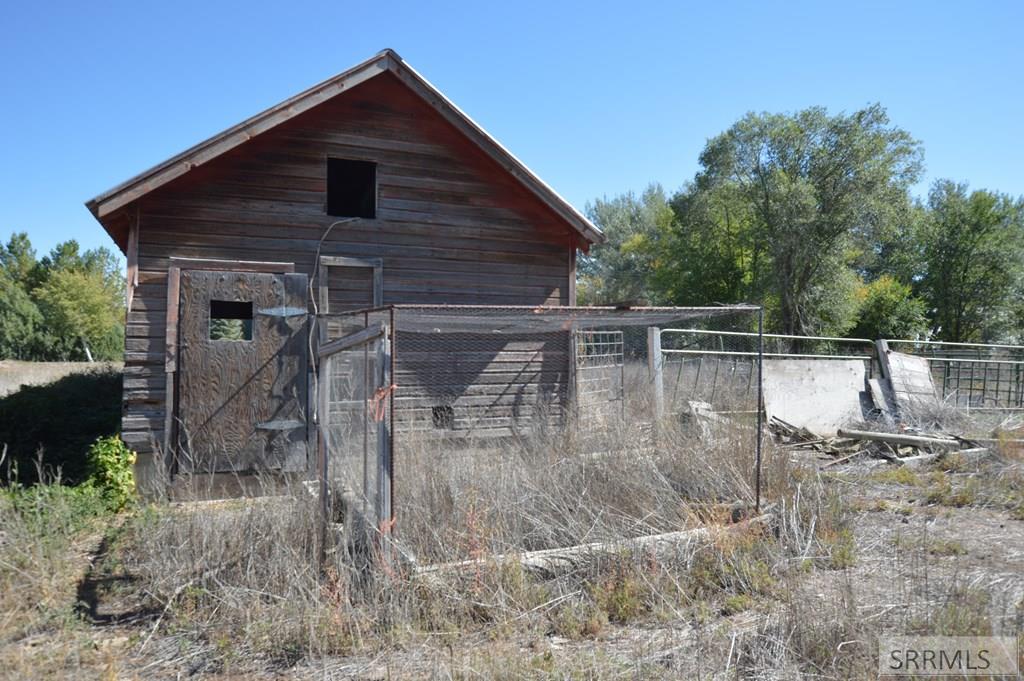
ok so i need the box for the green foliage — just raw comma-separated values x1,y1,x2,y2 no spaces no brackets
917,181,1024,341
685,104,922,336
0,369,122,485
580,105,1024,345
851,275,928,339
578,185,673,305
0,232,125,361
0,270,45,359
1,479,109,539
85,435,137,510
35,267,125,360
664,181,760,305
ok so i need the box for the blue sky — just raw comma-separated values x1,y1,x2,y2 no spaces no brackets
1,0,1021,257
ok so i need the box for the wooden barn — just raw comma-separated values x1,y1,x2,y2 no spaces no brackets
86,49,604,488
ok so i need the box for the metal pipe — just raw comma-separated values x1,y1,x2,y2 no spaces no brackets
755,307,764,515
662,349,871,361
884,338,1024,351
661,328,874,345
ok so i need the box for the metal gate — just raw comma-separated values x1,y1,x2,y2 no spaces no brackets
574,329,625,421
317,317,393,532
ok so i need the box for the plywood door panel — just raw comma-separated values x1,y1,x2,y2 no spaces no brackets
177,270,308,473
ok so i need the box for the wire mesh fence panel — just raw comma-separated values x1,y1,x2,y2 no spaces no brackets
317,305,765,551
323,349,379,517
317,309,393,531
574,329,625,423
657,313,765,419
393,329,570,439
387,305,762,439
885,339,1024,410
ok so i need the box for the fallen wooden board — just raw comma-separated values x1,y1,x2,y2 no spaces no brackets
895,447,991,468
836,428,960,450
867,377,896,421
417,514,774,581
763,359,868,438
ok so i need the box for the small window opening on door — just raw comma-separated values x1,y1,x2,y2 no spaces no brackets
210,300,253,341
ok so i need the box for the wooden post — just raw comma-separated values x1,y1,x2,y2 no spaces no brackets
648,327,664,421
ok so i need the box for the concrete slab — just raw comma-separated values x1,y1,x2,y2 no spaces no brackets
883,351,939,414
763,359,868,437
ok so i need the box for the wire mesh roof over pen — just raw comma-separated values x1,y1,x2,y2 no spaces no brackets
323,304,762,334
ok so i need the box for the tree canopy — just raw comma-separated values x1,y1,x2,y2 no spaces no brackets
0,233,124,361
581,104,1023,344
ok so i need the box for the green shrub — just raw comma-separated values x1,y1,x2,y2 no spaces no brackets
1,480,109,539
85,435,136,510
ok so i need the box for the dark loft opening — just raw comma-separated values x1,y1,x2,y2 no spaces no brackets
209,300,253,341
431,405,455,430
327,158,376,218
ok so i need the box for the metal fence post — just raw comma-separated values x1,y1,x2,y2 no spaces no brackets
648,326,664,421
317,352,330,571
755,308,764,514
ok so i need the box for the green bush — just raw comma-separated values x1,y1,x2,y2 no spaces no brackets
85,435,136,511
0,368,121,484
850,275,928,339
1,480,109,538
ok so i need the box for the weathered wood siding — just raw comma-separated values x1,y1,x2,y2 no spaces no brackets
393,331,570,437
120,72,576,474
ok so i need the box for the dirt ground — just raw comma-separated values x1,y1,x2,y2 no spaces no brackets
3,453,1023,680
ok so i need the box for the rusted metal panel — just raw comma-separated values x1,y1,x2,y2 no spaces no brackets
177,269,308,473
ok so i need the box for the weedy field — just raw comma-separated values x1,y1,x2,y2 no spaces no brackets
1,413,1023,680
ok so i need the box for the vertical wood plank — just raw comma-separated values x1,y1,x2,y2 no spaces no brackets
165,267,181,373
568,243,577,307
126,213,139,313
372,264,383,306
163,266,181,464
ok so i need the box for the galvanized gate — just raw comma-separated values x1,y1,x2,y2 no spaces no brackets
573,329,625,420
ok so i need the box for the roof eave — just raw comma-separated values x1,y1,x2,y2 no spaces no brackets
85,49,604,246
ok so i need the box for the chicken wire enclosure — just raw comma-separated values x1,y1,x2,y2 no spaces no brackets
316,308,394,534
316,304,764,544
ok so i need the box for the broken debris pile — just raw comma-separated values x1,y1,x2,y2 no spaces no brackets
771,416,990,468
763,345,994,466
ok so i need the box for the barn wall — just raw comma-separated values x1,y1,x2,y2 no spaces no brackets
120,72,576,479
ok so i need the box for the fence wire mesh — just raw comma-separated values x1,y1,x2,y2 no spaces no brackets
318,304,764,550
386,305,760,436
317,308,393,532
884,339,1024,410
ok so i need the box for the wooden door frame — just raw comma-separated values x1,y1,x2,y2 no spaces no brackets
163,257,296,476
316,255,383,315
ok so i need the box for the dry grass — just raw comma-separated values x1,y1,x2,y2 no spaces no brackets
2,397,1023,678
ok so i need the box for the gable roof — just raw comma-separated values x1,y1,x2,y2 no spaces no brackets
86,49,603,248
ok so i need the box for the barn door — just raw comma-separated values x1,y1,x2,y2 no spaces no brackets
177,270,309,473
